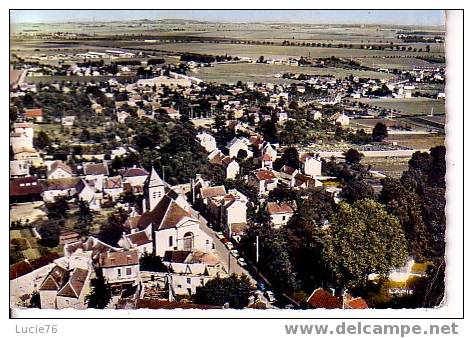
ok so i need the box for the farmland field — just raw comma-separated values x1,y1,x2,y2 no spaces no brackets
359,98,445,116
125,42,442,60
195,63,395,84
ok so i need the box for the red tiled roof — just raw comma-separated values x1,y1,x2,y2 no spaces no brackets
49,161,73,176
25,108,43,117
281,165,297,175
123,168,149,177
126,231,152,246
201,186,226,199
99,250,139,268
346,297,369,309
84,163,109,176
138,191,193,231
266,202,294,215
10,177,43,196
307,288,342,309
40,177,80,191
39,265,69,291
104,176,123,189
253,170,276,181
57,268,89,298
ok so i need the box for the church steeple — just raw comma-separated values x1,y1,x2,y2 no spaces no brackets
147,167,165,211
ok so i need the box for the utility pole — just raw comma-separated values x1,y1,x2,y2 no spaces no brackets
255,235,259,265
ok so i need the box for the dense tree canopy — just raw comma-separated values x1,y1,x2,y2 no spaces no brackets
323,199,408,288
194,274,254,309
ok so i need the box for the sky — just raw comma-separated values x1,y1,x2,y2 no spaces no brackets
10,10,445,26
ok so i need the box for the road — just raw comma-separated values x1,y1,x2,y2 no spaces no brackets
188,207,256,284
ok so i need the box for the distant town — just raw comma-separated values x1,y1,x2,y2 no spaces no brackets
10,17,446,311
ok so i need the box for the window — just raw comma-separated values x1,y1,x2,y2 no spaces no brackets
187,278,191,284
126,267,132,275
117,268,121,277
177,284,182,289
169,236,173,247
282,216,286,221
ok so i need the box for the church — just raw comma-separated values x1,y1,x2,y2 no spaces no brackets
121,168,215,257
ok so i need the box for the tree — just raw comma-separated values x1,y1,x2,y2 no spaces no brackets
34,131,51,150
240,224,299,292
194,274,254,309
372,122,388,141
98,208,128,246
323,199,408,288
278,147,300,170
46,196,69,220
343,148,364,165
75,200,93,236
140,253,167,272
87,269,112,309
341,179,375,204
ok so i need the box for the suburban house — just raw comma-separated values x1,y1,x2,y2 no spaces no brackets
103,176,124,200
47,161,74,179
330,112,350,126
99,250,140,290
122,167,149,193
9,160,30,178
61,116,76,126
39,263,92,310
10,176,43,203
40,178,80,203
162,250,225,295
226,137,253,159
196,132,217,153
24,108,44,123
261,142,278,161
208,150,240,179
279,165,299,187
248,169,279,196
76,179,102,210
199,186,248,238
83,162,109,191
294,173,322,189
259,153,273,169
299,153,322,178
266,201,295,228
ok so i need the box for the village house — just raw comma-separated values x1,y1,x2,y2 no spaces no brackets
259,153,274,169
76,179,103,210
61,116,76,126
330,112,350,126
103,176,124,200
208,150,240,179
299,153,322,178
122,167,149,193
261,142,278,161
47,161,74,179
9,160,30,178
266,201,295,228
40,178,80,203
119,231,153,255
196,132,217,153
226,137,253,159
279,165,299,188
83,162,109,191
24,108,44,123
99,250,140,290
162,250,225,295
248,169,279,196
10,176,43,203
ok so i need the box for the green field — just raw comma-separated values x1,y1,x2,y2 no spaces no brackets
194,63,395,84
359,98,445,116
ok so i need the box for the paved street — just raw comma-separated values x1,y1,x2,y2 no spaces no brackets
188,208,256,283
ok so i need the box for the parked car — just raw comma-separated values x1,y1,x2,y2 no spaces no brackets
230,249,239,257
225,242,234,250
265,291,276,303
215,231,225,239
237,257,247,267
